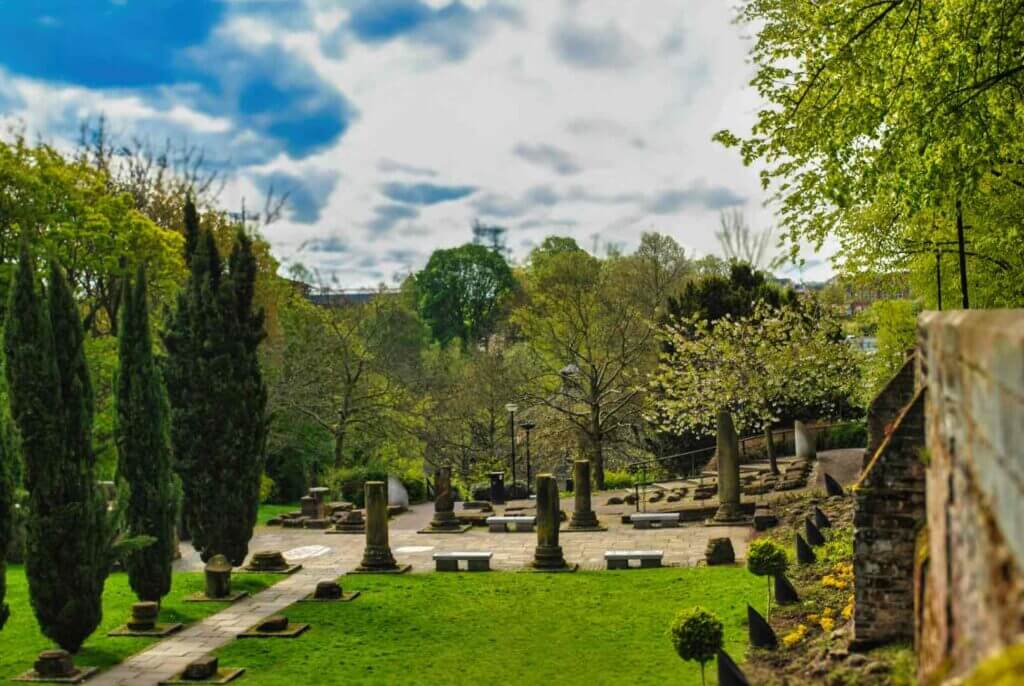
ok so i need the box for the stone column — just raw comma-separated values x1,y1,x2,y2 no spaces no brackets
429,466,460,530
356,481,400,572
532,474,573,570
568,460,600,529
713,409,744,522
488,471,505,505
794,420,816,459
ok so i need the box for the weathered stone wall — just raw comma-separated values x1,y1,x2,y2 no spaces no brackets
864,356,917,468
917,310,1024,682
852,383,926,647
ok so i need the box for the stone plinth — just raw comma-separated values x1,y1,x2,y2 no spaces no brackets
532,474,576,572
794,420,816,460
420,465,470,533
567,460,604,531
204,554,232,598
354,481,410,573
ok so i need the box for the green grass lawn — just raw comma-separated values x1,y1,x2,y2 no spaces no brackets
216,567,763,686
0,565,280,678
257,502,299,525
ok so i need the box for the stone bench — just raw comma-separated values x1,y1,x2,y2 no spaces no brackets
605,550,664,569
486,515,536,533
433,552,493,572
631,513,680,529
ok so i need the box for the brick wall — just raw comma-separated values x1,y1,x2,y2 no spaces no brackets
852,382,927,647
917,310,1024,681
865,356,917,468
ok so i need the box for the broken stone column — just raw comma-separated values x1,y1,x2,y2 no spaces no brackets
32,651,78,680
488,471,505,505
532,474,573,571
712,410,744,522
568,460,601,530
794,420,816,459
429,465,460,530
355,481,401,572
127,601,159,631
204,554,233,598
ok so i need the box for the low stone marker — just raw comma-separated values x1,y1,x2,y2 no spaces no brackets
805,518,826,546
327,509,365,534
813,505,831,529
299,578,360,603
631,512,680,529
186,554,246,603
716,649,751,686
746,604,778,649
531,474,576,572
14,649,98,683
433,551,493,571
567,460,605,531
486,515,536,532
604,550,664,569
352,481,411,573
824,472,845,497
796,533,817,564
753,506,779,531
160,655,246,685
109,601,183,637
243,550,302,574
774,573,800,605
238,614,310,639
705,537,736,565
419,465,471,534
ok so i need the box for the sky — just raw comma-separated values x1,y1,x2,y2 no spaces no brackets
0,0,832,287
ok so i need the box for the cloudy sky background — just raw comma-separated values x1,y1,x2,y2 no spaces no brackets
0,0,832,287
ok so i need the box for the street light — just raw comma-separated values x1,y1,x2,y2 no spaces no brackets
520,421,537,496
505,403,518,496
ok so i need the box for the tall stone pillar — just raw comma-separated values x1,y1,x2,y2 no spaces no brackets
355,481,409,573
568,460,603,530
794,420,816,459
532,474,575,571
713,410,744,523
420,465,470,533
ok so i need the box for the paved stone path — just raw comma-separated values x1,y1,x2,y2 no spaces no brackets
91,448,863,685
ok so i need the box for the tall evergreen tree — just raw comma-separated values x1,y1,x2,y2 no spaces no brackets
116,266,179,603
183,194,200,261
164,219,267,565
4,250,108,652
0,421,11,631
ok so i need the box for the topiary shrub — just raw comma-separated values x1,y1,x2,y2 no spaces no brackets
669,606,723,686
747,538,789,618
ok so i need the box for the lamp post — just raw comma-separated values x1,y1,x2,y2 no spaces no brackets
505,403,518,496
520,421,536,496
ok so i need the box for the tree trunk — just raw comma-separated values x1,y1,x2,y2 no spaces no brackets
956,198,969,309
765,426,778,475
333,427,345,469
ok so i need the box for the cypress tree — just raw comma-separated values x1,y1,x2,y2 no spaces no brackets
183,194,200,261
0,421,11,631
115,266,179,603
4,250,108,652
164,218,267,565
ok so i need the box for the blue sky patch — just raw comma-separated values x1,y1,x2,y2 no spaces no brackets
254,170,340,224
381,182,476,205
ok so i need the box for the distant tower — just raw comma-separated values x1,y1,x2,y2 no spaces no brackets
472,219,510,259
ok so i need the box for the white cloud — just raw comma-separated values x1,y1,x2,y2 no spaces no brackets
0,1,837,286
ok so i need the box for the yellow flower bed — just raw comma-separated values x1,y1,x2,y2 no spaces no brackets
782,624,808,648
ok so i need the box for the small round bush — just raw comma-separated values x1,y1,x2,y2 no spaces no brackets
669,606,723,684
747,538,789,577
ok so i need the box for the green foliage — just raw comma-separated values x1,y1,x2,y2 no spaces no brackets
601,470,635,490
414,243,516,345
259,474,275,504
325,463,389,507
0,565,280,677
856,299,920,405
0,418,10,630
747,539,789,577
4,251,109,652
669,606,724,683
963,643,1024,686
820,422,867,451
115,267,180,603
163,223,267,565
665,263,795,327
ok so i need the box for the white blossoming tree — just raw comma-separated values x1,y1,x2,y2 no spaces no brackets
648,301,860,474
